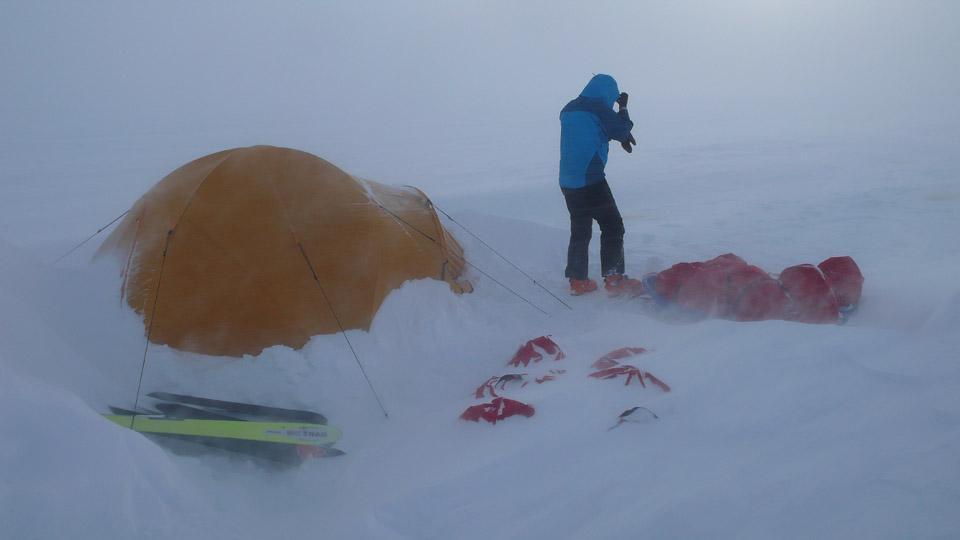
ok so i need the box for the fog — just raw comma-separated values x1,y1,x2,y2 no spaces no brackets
3,0,958,140
2,4,960,538
1,1,958,248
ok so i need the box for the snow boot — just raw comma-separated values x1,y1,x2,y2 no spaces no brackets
604,274,645,297
569,278,598,296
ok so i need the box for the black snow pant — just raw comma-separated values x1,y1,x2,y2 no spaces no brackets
561,180,625,280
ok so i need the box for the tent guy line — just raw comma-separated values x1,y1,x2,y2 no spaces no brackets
433,204,573,311
132,229,173,424
293,241,389,418
51,209,129,264
266,166,389,418
373,199,553,316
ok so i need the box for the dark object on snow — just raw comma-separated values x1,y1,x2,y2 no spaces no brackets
609,406,659,430
153,402,241,421
474,374,527,399
147,391,327,424
646,253,863,324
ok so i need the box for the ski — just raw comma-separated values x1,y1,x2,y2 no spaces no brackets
108,393,341,464
153,402,242,421
146,391,327,424
103,414,341,446
105,412,344,463
109,405,160,416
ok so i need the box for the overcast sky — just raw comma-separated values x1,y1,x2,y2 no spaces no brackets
2,0,958,141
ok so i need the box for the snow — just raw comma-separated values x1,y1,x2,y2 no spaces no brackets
3,2,960,539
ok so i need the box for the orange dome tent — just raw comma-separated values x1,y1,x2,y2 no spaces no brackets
97,145,471,357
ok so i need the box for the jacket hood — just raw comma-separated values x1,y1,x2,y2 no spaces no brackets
579,74,619,108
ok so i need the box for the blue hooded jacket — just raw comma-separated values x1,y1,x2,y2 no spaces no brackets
559,74,634,189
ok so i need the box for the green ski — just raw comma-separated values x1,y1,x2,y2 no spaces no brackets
104,414,341,446
106,392,344,464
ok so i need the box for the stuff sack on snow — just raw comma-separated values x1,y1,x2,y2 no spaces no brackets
460,398,535,425
779,264,840,323
592,347,647,369
650,253,863,324
818,256,864,307
507,336,565,367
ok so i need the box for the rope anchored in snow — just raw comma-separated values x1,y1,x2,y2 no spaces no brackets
262,175,390,419
132,229,174,426
132,168,221,418
52,210,129,264
295,242,390,419
433,205,573,311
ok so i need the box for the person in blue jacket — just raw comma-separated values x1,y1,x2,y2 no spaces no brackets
559,74,642,296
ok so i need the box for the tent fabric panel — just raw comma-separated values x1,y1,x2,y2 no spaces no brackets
97,149,236,318
146,149,335,356
266,147,381,331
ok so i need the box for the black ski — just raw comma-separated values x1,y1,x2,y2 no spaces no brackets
153,402,242,421
109,405,161,416
136,432,345,464
146,392,327,424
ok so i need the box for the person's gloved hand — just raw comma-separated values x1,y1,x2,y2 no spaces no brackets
616,92,629,109
620,133,636,153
